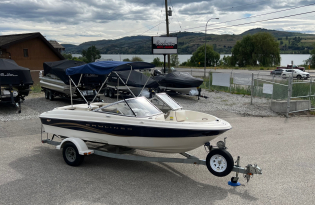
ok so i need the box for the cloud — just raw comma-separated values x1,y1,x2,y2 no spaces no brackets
0,0,314,44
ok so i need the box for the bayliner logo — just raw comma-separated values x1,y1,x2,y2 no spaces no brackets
0,73,18,77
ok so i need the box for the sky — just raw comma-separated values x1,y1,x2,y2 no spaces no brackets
0,0,314,45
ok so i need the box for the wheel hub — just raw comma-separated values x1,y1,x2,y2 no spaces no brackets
210,154,227,172
65,147,76,162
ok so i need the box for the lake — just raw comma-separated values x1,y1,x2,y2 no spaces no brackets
73,54,312,66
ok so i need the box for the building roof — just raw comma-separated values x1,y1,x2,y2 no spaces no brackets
0,32,64,59
49,40,65,49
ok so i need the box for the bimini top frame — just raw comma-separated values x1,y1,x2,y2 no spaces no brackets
66,61,155,107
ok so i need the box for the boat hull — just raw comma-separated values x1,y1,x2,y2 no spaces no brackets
39,77,75,95
159,86,199,95
40,112,230,153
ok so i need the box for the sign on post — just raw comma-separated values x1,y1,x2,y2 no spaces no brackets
263,83,273,94
152,37,177,54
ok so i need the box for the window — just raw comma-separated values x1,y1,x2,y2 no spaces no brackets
23,49,28,57
95,97,162,117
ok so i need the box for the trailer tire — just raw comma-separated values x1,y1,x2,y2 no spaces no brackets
45,90,49,99
62,142,84,166
104,88,109,97
156,87,161,93
206,149,234,177
108,89,114,98
48,91,54,101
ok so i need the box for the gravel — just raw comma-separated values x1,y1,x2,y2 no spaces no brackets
0,90,278,122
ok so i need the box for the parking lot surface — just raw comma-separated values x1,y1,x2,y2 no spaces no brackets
1,100,314,204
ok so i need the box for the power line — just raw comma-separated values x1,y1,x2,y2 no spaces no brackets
173,2,315,32
169,0,182,32
167,10,315,34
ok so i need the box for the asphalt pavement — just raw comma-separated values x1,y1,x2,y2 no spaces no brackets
1,114,315,204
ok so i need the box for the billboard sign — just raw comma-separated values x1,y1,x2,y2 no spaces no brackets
152,37,177,54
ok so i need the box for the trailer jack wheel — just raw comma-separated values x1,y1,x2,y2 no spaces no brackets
206,149,234,177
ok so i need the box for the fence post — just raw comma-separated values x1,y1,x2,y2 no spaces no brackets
286,76,292,118
309,77,312,111
229,70,233,93
251,73,254,105
209,71,211,90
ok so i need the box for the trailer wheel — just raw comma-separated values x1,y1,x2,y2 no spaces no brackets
206,149,234,177
48,91,54,101
104,88,109,97
45,90,49,99
62,142,84,166
108,89,115,98
156,87,161,93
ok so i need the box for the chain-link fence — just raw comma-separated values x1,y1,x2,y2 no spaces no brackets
200,71,315,116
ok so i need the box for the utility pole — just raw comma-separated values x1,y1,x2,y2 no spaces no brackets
165,0,170,72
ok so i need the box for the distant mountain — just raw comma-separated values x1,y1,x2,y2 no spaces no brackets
62,28,315,55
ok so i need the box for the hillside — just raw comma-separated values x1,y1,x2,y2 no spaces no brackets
62,28,315,55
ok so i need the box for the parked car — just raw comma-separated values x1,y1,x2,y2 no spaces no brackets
270,69,284,75
277,64,305,71
281,69,310,80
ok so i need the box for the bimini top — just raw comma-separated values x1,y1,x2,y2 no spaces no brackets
66,61,155,76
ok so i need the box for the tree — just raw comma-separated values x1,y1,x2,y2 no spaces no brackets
62,53,73,60
62,53,87,63
231,35,255,67
231,32,280,67
221,55,232,66
81,45,101,63
123,58,130,61
152,57,163,67
189,45,220,67
252,32,280,66
131,56,143,62
170,54,179,66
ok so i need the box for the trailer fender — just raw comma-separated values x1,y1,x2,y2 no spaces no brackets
56,138,94,155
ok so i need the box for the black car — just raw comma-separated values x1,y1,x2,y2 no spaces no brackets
270,69,283,75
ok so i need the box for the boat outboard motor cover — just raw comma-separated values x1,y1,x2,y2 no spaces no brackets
108,70,159,88
0,59,33,86
153,71,203,88
43,60,105,86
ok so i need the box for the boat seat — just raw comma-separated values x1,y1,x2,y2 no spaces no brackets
74,104,99,111
175,110,186,122
91,102,107,108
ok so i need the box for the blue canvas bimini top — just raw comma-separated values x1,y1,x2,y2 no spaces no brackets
66,61,155,76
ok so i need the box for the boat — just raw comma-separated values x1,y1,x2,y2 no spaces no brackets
40,94,231,153
152,68,204,96
40,60,105,101
40,61,230,152
40,61,262,182
0,59,33,111
105,70,159,98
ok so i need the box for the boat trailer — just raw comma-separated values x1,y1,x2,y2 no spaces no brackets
41,129,262,186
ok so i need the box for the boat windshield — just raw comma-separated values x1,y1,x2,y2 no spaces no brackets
95,97,162,117
155,93,182,110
